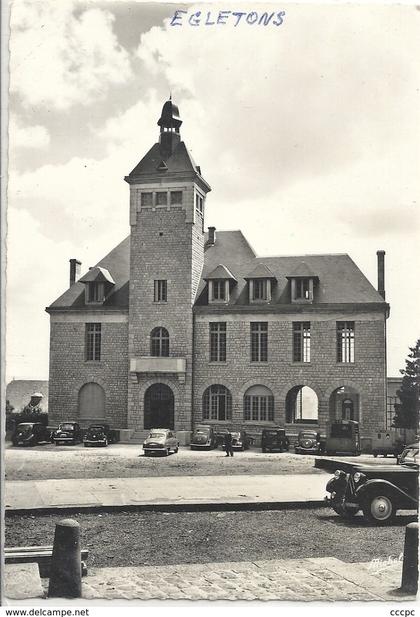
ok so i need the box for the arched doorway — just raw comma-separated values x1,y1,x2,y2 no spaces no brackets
329,386,359,421
78,382,105,422
144,383,174,430
286,385,318,424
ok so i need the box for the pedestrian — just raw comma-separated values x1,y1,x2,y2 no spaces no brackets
224,431,234,457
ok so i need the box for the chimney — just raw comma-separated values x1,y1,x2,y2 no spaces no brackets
208,226,216,245
69,259,81,287
376,250,385,299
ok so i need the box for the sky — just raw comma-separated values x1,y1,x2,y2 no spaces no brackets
5,0,420,383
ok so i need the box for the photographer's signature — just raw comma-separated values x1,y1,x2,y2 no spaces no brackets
368,553,403,573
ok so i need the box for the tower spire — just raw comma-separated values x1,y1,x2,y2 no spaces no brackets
157,97,182,158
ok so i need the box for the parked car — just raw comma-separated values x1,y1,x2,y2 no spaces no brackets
324,420,361,455
143,429,179,456
294,430,322,455
217,430,252,451
397,443,419,466
325,456,419,524
261,428,290,453
83,424,117,447
12,422,51,447
52,422,82,446
190,425,217,450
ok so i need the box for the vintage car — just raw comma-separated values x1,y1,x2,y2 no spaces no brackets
83,424,117,447
12,422,51,447
325,456,419,524
294,430,322,455
217,430,253,451
190,425,217,450
143,429,179,456
261,428,290,453
52,422,82,446
397,443,419,466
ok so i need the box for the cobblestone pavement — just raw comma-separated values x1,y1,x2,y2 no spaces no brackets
81,557,415,602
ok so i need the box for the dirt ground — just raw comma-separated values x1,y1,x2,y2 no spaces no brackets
5,508,414,568
4,443,388,481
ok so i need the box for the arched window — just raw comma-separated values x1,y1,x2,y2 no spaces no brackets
203,385,232,421
329,386,359,422
150,327,169,357
244,385,274,422
78,382,105,421
286,385,318,424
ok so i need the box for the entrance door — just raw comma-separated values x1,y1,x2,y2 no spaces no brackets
144,383,174,430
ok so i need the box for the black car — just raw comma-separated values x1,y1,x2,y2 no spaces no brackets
325,455,419,524
294,430,323,455
52,422,82,445
190,425,217,450
12,422,51,447
83,424,117,447
217,430,252,451
261,428,290,453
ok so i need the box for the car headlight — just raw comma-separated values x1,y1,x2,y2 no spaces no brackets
334,470,345,479
353,472,366,483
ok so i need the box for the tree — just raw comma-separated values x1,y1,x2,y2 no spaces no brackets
392,339,420,429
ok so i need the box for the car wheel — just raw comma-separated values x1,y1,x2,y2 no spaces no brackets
332,503,359,519
175,446,179,453
362,488,396,525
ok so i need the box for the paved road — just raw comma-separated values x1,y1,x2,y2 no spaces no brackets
5,473,328,510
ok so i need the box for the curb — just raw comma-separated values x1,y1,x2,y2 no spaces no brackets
5,499,328,516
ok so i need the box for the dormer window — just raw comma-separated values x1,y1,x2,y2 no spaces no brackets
88,282,105,303
287,262,318,304
245,264,276,304
204,264,237,305
211,280,228,302
79,266,116,306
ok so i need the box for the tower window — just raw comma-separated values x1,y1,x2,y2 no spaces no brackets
151,327,169,357
141,192,153,207
156,192,167,206
85,323,101,361
154,280,167,302
170,191,182,205
195,193,204,214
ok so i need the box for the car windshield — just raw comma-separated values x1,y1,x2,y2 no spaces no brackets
90,426,105,431
231,432,240,438
60,424,75,430
301,432,316,438
149,432,165,438
401,447,419,465
265,431,281,436
17,424,32,435
194,429,209,435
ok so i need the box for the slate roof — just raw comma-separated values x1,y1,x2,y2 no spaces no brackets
79,266,115,285
204,264,238,282
244,263,276,280
286,261,319,279
47,230,386,312
127,141,200,178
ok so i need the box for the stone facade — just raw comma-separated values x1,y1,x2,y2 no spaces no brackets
46,99,388,444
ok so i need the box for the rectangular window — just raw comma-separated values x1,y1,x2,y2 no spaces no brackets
252,279,268,301
251,322,268,362
87,282,105,303
85,323,101,361
337,322,355,363
293,322,311,362
141,192,153,207
212,280,226,301
154,280,167,302
296,278,310,300
156,192,167,206
209,322,227,362
170,191,182,205
195,193,204,214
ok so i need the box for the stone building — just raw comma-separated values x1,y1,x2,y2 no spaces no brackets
46,99,389,445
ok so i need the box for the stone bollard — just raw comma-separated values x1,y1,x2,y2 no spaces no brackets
401,522,418,594
48,519,82,598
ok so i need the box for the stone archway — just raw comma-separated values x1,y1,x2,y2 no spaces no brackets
144,383,174,430
286,385,319,424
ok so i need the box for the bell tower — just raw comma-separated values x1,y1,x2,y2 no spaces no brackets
125,99,211,442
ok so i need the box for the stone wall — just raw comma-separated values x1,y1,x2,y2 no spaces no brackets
48,313,128,428
192,310,387,442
